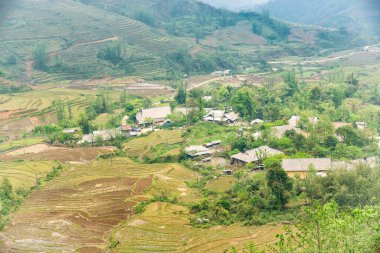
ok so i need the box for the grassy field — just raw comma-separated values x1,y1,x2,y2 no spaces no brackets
110,202,283,252
0,160,58,189
205,176,237,193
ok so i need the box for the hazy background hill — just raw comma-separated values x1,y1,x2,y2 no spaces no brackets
0,0,364,83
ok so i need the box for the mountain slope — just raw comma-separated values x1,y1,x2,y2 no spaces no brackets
0,0,363,83
255,0,380,40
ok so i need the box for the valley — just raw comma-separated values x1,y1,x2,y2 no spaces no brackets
0,0,379,252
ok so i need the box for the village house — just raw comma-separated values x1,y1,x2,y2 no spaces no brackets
281,158,332,179
136,106,171,126
211,69,231,76
78,128,122,145
174,107,195,115
332,156,378,170
203,110,238,124
120,124,133,137
231,146,284,167
204,140,221,149
184,145,212,158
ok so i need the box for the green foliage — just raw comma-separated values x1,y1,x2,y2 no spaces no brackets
272,202,380,253
265,157,293,210
134,10,155,26
32,44,48,71
97,41,123,64
231,88,255,120
33,124,62,135
45,164,64,182
174,85,187,104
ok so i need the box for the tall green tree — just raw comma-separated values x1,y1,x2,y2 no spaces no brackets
283,71,298,97
231,88,255,120
32,44,48,70
175,85,187,104
264,155,292,210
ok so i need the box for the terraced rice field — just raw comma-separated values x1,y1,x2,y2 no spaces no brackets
124,129,185,158
0,0,193,81
0,158,198,252
0,160,58,189
0,88,97,138
110,202,283,253
0,138,45,153
0,144,115,163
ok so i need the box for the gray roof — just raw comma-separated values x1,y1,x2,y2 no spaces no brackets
136,106,171,124
184,146,212,157
174,107,195,115
282,158,332,172
204,110,238,122
231,146,283,163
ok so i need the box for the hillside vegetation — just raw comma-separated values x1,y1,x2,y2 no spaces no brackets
0,0,363,83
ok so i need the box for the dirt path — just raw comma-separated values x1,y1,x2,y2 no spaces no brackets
26,35,119,79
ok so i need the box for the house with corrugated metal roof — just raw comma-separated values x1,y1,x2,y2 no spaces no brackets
281,158,332,178
231,146,283,167
136,106,171,126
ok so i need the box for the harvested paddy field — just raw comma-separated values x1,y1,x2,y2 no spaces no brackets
0,160,58,189
124,129,185,158
110,202,283,253
0,144,115,163
0,158,199,252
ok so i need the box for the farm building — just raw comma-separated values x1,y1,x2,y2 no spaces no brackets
231,146,284,167
78,128,121,145
281,158,332,178
174,107,195,115
203,110,238,123
120,125,133,137
205,140,221,148
136,106,171,126
184,145,212,158
332,156,378,170
211,69,231,76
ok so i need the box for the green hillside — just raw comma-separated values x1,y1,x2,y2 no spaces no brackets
255,0,380,40
0,0,364,83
